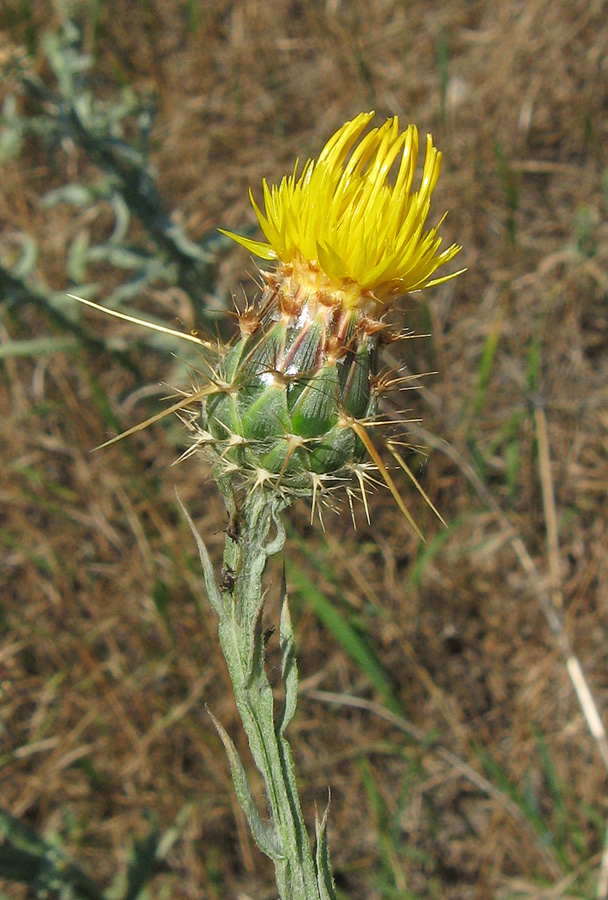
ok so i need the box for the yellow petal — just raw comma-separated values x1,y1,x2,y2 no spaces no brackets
220,113,462,305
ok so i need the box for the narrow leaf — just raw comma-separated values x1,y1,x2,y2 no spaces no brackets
278,571,298,735
176,494,224,617
265,502,287,557
124,821,161,900
473,321,501,415
315,797,338,900
0,336,77,359
67,231,90,282
245,592,266,687
207,710,282,861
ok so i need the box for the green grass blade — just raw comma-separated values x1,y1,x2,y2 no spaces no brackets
289,562,401,716
473,322,501,416
0,336,77,358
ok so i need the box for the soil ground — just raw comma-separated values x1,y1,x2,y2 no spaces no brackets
1,1,608,898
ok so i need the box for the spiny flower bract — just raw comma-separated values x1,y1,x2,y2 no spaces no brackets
86,113,463,533
221,111,462,305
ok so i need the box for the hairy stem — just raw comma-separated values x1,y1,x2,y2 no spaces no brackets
185,488,337,900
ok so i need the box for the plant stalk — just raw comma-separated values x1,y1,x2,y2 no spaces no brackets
182,488,337,900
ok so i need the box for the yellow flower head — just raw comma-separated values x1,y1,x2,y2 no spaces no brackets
221,112,462,306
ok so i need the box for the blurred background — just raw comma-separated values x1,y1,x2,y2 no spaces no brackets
1,1,607,898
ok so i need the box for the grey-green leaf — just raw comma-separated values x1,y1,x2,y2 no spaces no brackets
177,494,225,617
207,710,282,862
315,798,338,900
278,579,298,735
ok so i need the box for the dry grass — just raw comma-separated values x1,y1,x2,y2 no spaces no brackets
1,1,608,898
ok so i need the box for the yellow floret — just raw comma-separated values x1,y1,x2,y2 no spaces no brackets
221,112,463,305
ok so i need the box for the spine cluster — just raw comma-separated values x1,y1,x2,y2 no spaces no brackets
193,269,390,511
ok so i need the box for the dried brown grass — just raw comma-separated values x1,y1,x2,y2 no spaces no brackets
1,0,608,898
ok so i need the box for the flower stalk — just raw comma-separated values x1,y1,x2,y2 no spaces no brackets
181,487,336,900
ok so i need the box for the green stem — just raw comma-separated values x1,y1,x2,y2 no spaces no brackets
183,488,337,900
221,491,319,899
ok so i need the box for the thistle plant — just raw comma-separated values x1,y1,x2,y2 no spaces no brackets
75,112,462,899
